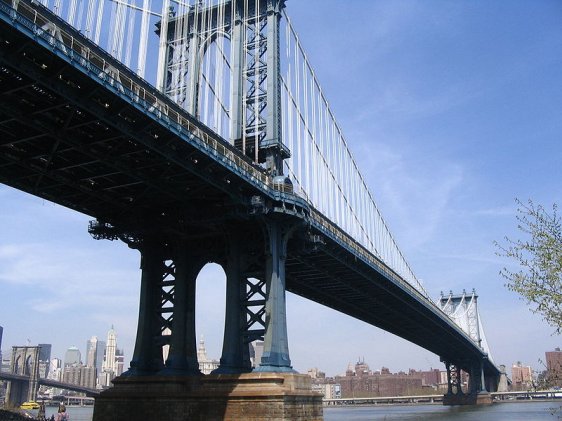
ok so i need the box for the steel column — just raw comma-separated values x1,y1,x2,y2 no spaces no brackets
161,241,203,375
256,219,294,372
126,241,167,375
215,233,253,373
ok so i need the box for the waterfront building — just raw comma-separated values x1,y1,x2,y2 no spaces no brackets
64,346,81,367
546,347,562,387
197,337,219,374
335,360,429,398
511,362,533,391
409,368,442,387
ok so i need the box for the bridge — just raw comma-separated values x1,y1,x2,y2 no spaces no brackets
0,345,98,408
0,0,502,419
0,372,99,397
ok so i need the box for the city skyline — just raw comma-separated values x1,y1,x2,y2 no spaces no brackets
1,0,561,377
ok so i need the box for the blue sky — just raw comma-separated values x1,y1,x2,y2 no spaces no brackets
1,0,561,377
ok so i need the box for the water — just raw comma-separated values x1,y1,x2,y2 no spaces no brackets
26,406,94,421
324,401,561,421
24,401,560,420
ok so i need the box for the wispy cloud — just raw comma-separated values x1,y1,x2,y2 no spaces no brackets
351,140,464,250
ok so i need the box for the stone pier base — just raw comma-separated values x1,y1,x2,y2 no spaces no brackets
443,392,492,406
93,373,323,421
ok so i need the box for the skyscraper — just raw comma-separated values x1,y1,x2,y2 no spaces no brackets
38,344,52,378
102,326,117,374
0,325,3,369
86,336,98,368
100,326,118,387
64,346,82,367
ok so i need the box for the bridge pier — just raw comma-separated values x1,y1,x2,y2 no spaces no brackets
91,216,322,420
442,359,492,405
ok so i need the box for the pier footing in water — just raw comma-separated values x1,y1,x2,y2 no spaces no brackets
443,391,493,405
93,372,323,421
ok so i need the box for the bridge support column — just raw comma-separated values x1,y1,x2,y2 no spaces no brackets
214,232,253,374
124,238,203,377
256,219,294,372
160,240,204,375
125,240,167,376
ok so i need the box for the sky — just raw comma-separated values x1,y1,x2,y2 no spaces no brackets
1,0,562,377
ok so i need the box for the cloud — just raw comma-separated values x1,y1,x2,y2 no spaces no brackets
351,140,464,250
0,241,139,312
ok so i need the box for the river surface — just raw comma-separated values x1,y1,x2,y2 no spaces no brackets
324,401,560,420
31,400,560,420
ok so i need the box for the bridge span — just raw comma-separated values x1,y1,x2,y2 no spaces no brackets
0,0,501,418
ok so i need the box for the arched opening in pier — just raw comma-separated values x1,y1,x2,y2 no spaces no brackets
195,262,226,373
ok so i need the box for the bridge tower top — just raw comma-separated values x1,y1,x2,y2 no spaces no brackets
158,0,289,177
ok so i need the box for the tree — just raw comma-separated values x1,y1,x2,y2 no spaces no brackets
495,199,562,333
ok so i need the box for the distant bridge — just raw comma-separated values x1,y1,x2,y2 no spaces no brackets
0,371,99,397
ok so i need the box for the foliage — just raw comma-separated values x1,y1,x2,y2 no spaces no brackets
495,199,562,333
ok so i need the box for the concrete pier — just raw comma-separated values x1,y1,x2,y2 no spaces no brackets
93,373,323,421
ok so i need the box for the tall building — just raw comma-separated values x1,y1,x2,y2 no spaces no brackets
102,326,117,374
64,346,81,367
511,362,533,391
38,344,52,378
546,347,562,387
100,326,119,387
0,325,3,370
48,358,62,382
87,337,106,371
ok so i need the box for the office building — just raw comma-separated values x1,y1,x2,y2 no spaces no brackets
38,344,52,378
64,346,82,367
546,347,562,387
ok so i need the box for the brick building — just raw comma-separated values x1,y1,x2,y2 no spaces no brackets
511,362,533,391
546,347,562,387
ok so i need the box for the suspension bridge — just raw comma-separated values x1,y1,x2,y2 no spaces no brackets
0,0,503,419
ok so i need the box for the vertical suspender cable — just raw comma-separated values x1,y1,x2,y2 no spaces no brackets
156,0,171,92
137,0,151,77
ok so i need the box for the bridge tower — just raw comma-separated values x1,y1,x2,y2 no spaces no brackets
90,1,321,419
5,346,40,408
439,291,494,404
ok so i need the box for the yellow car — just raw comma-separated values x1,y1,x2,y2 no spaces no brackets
20,401,40,410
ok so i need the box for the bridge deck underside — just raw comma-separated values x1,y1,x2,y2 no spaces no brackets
0,17,263,236
0,6,498,379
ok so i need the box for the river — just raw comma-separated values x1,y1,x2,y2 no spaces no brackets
35,400,560,420
324,401,560,420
